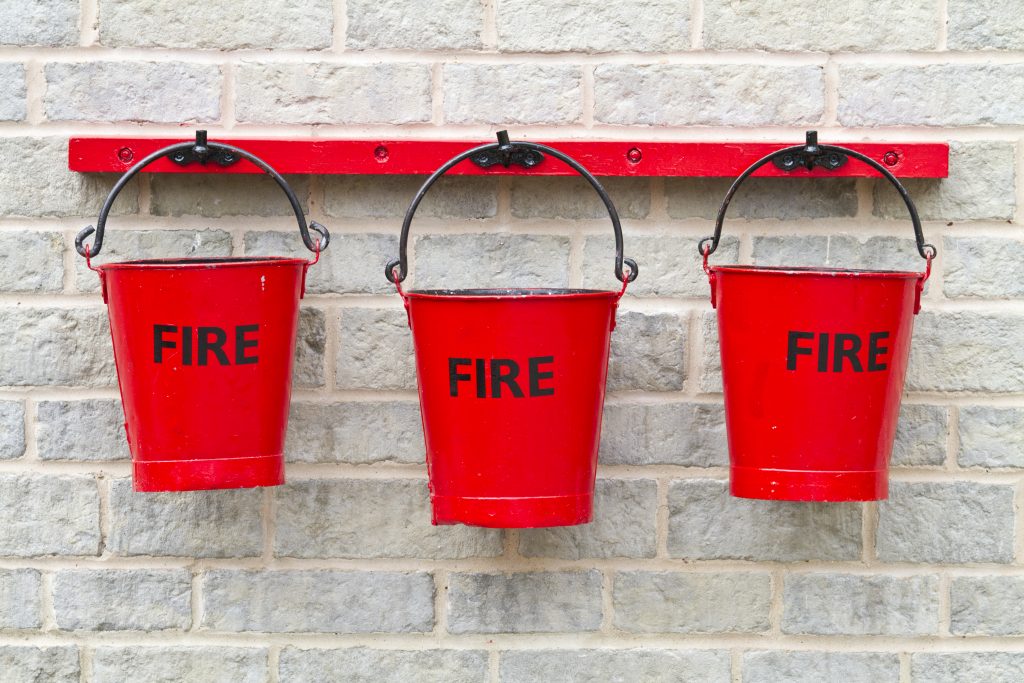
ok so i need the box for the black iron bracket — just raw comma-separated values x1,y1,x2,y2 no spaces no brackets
168,130,241,168
772,131,848,172
470,130,544,169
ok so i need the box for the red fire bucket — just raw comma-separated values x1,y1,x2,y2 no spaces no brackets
385,132,638,528
76,133,329,492
700,132,935,502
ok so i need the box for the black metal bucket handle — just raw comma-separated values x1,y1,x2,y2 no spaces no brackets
385,130,638,284
75,130,329,259
698,131,936,262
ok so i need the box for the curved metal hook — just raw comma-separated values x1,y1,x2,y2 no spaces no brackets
76,131,329,258
699,131,935,262
385,131,638,285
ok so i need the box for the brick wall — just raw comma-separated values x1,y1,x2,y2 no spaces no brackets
1,1,1022,681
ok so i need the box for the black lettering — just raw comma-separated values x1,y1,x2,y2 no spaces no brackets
491,359,524,398
198,326,229,366
449,358,471,397
817,333,830,372
528,356,555,396
475,358,486,398
182,325,193,366
786,331,815,371
833,333,863,372
868,331,890,371
235,324,259,365
154,324,176,363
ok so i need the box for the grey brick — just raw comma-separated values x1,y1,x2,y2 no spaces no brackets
336,307,415,390
0,232,63,292
614,571,771,633
877,482,1015,563
510,177,650,220
595,65,824,126
444,64,582,125
245,232,396,295
497,0,688,52
500,649,732,683
0,400,25,459
414,234,571,289
347,0,481,50
891,404,947,467
323,175,497,219
36,399,128,461
700,311,722,393
783,573,939,636
600,402,727,467
584,234,736,298
907,312,1024,393
295,307,326,389
874,142,1015,222
519,479,658,559
0,647,79,683
949,0,1024,50
447,571,602,633
279,647,488,683
53,569,190,631
275,479,502,559
704,0,937,51
0,63,25,120
76,229,232,293
951,576,1024,635
668,479,862,561
608,310,687,392
743,651,900,683
667,178,857,220
202,570,434,633
0,569,41,628
945,236,1024,298
0,138,139,218
107,479,262,558
911,653,1024,683
92,647,266,683
959,406,1024,468
99,0,331,49
285,401,422,464
840,65,1024,127
44,62,220,123
151,174,309,217
236,63,431,125
0,0,77,46
751,235,923,273
0,474,99,556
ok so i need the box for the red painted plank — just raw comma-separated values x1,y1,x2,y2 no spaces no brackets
69,137,949,178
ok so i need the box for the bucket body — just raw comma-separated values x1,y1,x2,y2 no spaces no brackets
406,289,619,527
98,256,308,492
711,266,921,502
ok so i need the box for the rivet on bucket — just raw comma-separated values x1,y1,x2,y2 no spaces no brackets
699,131,936,503
385,131,639,529
76,131,330,493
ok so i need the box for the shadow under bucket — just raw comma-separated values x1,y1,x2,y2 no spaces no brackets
77,134,328,492
701,132,934,502
386,133,638,527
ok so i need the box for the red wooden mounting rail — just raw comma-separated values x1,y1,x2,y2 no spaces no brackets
69,137,949,178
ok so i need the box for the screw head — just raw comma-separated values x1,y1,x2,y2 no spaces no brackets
172,153,186,162
626,147,642,164
882,151,899,167
374,145,389,162
116,147,134,163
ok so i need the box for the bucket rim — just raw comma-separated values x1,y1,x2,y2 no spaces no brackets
405,287,620,299
709,264,923,279
93,256,310,270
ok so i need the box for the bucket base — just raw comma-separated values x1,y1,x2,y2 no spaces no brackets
134,454,284,492
431,493,593,528
730,466,887,502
